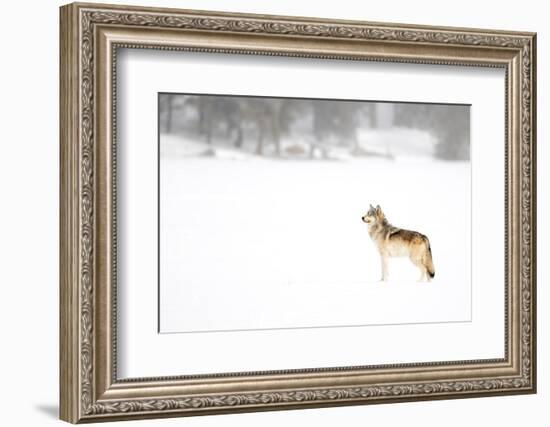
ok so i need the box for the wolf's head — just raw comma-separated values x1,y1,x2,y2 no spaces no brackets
362,204,385,225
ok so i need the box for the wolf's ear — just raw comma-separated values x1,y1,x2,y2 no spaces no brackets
375,204,382,213
369,203,374,209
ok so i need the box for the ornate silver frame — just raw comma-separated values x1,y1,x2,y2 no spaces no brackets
60,2,537,423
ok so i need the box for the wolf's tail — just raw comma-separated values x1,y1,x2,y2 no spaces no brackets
423,239,435,279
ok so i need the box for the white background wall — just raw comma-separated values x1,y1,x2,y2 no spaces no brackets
0,0,545,425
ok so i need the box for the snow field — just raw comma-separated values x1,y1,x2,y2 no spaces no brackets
159,139,471,332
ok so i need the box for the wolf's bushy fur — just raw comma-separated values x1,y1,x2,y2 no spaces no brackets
362,204,435,282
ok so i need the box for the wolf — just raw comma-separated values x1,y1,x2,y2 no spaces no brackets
361,204,435,282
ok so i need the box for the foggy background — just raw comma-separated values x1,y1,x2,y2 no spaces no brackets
159,94,470,161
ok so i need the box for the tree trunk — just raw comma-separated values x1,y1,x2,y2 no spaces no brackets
165,95,174,133
256,124,264,155
351,132,359,154
205,115,213,145
272,115,281,156
198,98,205,136
234,125,243,148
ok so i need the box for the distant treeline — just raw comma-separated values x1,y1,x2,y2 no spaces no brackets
159,94,469,160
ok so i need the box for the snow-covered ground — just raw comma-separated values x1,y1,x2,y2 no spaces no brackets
159,135,471,333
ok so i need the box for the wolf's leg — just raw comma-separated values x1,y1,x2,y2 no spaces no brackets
421,269,428,282
410,257,427,282
417,267,427,282
380,255,388,281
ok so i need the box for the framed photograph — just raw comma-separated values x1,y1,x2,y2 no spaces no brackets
60,2,537,423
